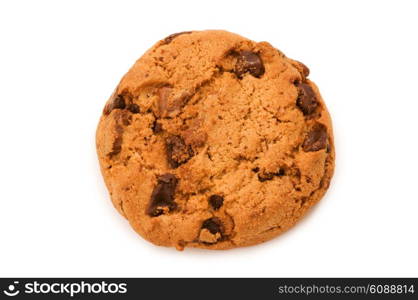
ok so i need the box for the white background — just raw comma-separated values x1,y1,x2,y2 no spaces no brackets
0,0,417,277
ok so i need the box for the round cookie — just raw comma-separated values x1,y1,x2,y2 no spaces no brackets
96,30,335,250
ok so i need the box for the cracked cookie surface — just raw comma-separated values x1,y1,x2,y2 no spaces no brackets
96,30,335,250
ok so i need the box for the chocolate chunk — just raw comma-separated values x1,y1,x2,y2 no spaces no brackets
163,31,192,45
303,123,328,152
103,95,126,115
112,95,126,110
157,86,172,117
252,167,260,173
147,174,178,217
167,91,193,114
108,134,122,158
202,218,222,235
107,110,132,158
326,143,331,153
165,135,193,168
234,51,265,78
296,83,318,115
127,103,140,114
258,173,275,182
153,121,163,133
258,168,286,182
208,195,224,210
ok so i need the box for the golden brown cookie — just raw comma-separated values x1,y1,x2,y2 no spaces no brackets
96,30,335,250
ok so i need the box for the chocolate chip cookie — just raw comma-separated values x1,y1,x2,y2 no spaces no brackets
96,30,335,250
